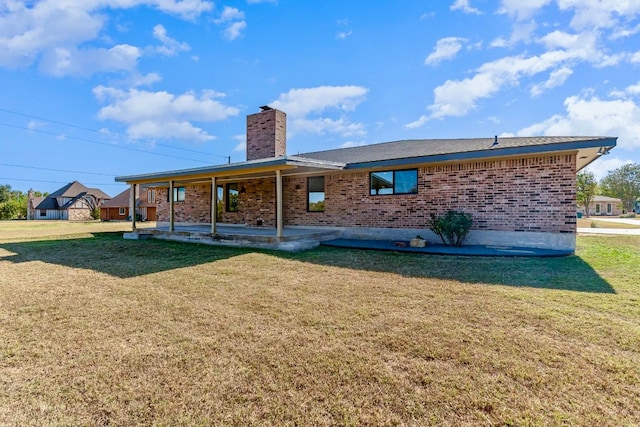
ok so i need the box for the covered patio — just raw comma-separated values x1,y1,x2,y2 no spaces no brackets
123,223,342,251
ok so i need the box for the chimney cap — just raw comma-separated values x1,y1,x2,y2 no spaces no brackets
259,105,273,111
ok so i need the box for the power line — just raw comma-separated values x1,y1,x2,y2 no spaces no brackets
0,122,213,164
0,162,116,177
0,107,230,159
0,177,124,186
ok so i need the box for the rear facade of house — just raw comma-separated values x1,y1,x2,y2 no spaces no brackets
117,107,617,251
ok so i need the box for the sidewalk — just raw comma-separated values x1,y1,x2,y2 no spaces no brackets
577,227,640,235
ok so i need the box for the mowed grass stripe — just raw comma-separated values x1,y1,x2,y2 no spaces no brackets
0,222,639,426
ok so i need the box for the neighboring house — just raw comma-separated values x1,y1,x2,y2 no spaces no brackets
578,195,623,217
101,187,157,221
27,181,111,220
115,107,617,251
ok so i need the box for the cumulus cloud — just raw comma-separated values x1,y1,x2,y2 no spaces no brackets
557,0,640,31
150,24,190,56
516,95,640,150
270,86,369,137
530,66,573,97
93,86,240,142
408,27,624,127
40,44,141,76
214,6,246,40
0,0,211,74
498,0,552,21
450,0,482,15
425,37,466,65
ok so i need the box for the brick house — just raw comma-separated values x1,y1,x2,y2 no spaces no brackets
116,107,617,251
101,186,157,221
27,181,110,220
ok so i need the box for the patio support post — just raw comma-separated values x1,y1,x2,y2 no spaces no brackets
169,180,175,232
129,183,137,231
211,177,217,234
276,169,283,238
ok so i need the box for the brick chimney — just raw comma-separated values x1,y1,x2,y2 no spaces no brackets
246,106,286,161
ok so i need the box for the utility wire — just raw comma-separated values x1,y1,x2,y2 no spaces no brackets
0,122,213,164
0,162,116,177
0,177,123,186
0,107,230,159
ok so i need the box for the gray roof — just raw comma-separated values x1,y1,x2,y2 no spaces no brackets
299,136,614,167
35,181,111,210
115,135,617,184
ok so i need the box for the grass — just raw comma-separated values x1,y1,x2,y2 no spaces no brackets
1,222,639,426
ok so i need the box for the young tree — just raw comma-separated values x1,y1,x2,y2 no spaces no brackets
576,171,598,217
600,163,640,213
0,185,27,220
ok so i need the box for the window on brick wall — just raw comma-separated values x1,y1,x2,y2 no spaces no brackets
226,183,239,212
308,176,325,212
166,186,186,202
595,203,601,214
607,203,612,214
147,189,156,203
119,207,125,215
370,169,418,195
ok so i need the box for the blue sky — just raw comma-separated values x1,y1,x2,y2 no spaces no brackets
1,0,640,196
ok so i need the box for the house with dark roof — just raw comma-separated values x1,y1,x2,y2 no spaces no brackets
27,181,111,221
101,187,157,221
115,107,617,252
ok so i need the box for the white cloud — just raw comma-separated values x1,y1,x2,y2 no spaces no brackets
339,140,367,148
557,0,640,31
270,86,368,137
93,86,240,142
516,95,640,152
336,30,352,40
530,66,573,97
425,37,466,65
410,27,623,126
0,1,211,73
150,24,190,56
450,0,482,15
585,157,633,180
39,44,141,76
232,134,246,153
498,0,552,21
271,86,368,117
292,117,366,137
214,6,246,40
631,52,640,63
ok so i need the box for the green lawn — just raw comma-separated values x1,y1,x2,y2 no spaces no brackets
0,222,639,426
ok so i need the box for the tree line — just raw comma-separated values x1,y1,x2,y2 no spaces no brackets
577,163,640,217
0,185,48,220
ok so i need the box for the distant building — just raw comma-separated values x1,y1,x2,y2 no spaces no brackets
100,187,157,221
27,181,110,220
577,195,623,217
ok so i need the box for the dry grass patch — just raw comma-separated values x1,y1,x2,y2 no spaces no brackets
1,225,639,425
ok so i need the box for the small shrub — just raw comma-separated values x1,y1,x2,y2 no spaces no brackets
429,210,472,246
590,221,598,228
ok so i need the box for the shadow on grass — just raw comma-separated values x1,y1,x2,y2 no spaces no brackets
0,232,251,279
0,232,614,293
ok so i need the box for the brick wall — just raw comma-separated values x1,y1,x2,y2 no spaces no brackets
157,185,212,223
155,154,577,234
246,109,286,161
284,154,577,233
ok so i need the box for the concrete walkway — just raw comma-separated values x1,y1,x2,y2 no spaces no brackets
586,217,640,226
322,239,572,257
577,227,640,235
